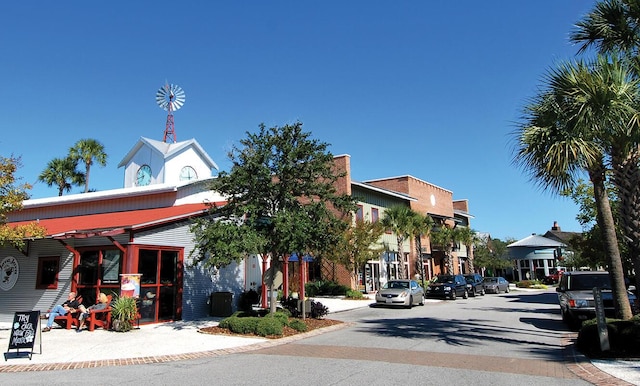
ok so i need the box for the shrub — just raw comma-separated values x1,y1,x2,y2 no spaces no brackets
255,316,283,336
345,290,365,299
310,300,329,319
305,280,350,296
289,319,308,332
577,317,640,358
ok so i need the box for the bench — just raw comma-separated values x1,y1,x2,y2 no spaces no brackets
51,296,83,330
81,295,113,331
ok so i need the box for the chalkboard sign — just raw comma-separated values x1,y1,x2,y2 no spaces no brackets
4,310,41,360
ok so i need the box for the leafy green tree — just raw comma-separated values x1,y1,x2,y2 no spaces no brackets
38,156,85,196
456,226,478,272
190,122,356,309
380,205,415,279
0,156,46,248
512,57,634,319
327,218,385,288
473,237,513,277
69,138,107,193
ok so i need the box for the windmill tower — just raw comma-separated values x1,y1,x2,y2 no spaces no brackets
156,82,185,143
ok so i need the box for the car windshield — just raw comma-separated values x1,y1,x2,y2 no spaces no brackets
433,275,454,284
385,281,409,289
484,278,497,283
569,275,611,290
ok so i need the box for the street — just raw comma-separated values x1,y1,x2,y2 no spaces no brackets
0,289,596,385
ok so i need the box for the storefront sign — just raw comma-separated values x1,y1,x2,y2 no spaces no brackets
4,311,41,360
120,274,141,298
0,256,19,291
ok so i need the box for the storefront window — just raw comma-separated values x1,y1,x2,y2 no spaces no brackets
139,249,158,284
36,256,59,289
102,250,121,284
79,251,99,285
160,251,177,284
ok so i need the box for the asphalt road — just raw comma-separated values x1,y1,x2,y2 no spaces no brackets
0,290,596,385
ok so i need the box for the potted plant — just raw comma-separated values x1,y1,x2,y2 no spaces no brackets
110,295,137,332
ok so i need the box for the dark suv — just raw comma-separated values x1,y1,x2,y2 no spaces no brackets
426,274,468,300
556,271,637,328
464,273,485,297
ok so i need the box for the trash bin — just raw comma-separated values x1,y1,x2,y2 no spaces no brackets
209,291,233,317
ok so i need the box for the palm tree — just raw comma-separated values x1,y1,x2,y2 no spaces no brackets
408,211,435,287
456,226,478,273
69,138,107,193
571,0,640,57
570,0,640,308
512,57,634,320
429,223,464,274
38,157,85,196
381,205,414,279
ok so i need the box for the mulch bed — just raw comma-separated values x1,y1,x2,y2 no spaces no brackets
200,318,343,339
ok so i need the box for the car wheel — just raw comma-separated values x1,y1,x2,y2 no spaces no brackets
463,289,468,299
406,296,413,309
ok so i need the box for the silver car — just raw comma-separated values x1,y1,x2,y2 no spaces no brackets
375,279,425,308
483,277,510,294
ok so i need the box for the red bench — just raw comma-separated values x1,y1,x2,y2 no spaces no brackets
82,295,113,331
50,296,83,330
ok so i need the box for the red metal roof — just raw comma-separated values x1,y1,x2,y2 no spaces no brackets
10,203,213,239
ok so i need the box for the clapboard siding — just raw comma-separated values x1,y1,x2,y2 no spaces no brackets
134,221,245,321
0,240,74,324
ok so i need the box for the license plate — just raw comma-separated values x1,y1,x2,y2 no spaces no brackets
386,298,391,303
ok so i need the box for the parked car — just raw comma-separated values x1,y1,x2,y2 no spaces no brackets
464,273,485,297
556,271,638,328
483,277,509,294
543,269,564,284
426,274,468,300
375,279,425,308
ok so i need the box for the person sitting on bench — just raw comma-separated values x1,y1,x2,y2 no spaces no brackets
76,293,109,332
43,291,80,332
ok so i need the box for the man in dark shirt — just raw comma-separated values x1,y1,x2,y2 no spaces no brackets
43,291,80,332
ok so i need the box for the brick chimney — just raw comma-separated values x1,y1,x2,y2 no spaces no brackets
552,221,561,231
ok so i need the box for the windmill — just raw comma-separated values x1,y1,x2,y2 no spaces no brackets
156,82,186,143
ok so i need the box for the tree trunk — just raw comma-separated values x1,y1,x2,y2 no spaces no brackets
612,146,640,313
396,236,406,279
590,168,633,320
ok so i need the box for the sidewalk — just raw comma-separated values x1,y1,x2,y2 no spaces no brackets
1,291,638,385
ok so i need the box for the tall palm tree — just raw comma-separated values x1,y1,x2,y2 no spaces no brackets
512,57,634,320
571,0,640,308
456,226,478,273
38,157,85,196
381,205,414,279
408,212,435,287
571,0,640,57
69,138,107,193
429,223,465,274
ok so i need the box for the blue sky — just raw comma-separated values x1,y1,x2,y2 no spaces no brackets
3,1,596,241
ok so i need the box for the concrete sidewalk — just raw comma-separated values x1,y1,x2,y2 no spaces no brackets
0,296,374,366
0,291,638,385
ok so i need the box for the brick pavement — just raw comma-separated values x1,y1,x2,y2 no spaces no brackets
0,322,633,385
